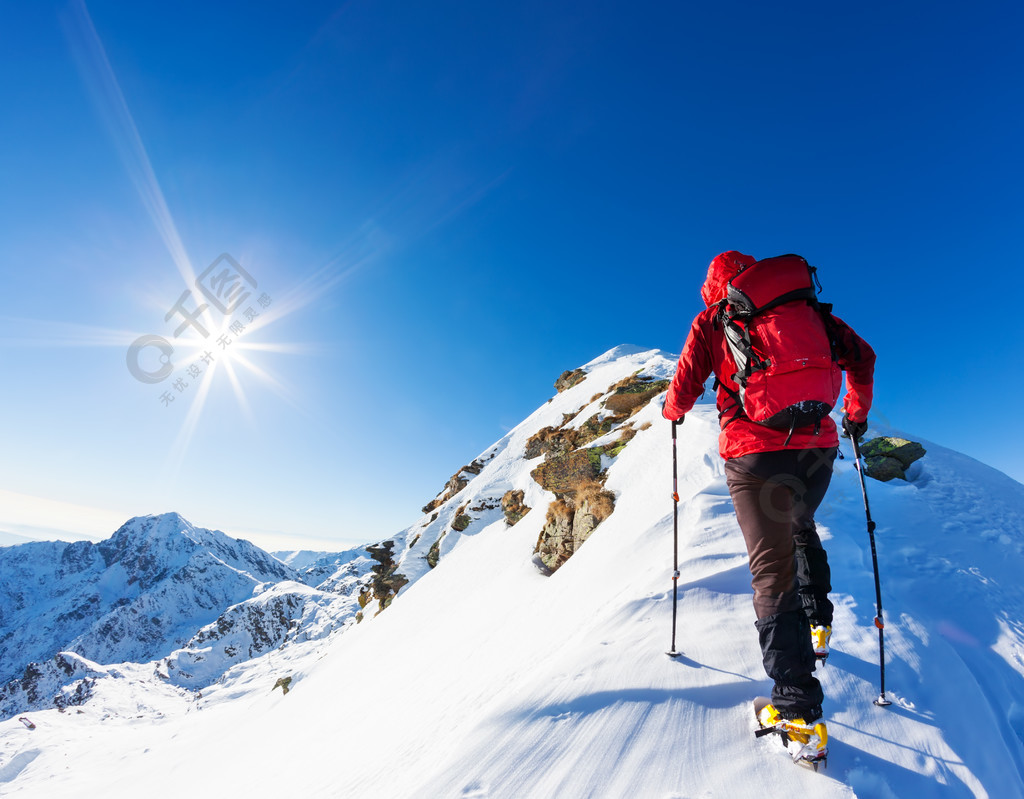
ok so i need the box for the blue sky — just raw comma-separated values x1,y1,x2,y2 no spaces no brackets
1,1,1021,550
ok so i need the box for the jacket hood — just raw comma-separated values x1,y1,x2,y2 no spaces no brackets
701,251,757,307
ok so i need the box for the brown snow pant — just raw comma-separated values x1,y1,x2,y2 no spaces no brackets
724,446,837,721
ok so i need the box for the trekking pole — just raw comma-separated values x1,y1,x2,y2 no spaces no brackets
667,419,682,658
850,434,892,707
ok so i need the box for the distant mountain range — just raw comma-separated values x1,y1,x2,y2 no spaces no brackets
0,512,374,716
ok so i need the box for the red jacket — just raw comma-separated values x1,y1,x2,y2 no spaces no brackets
663,251,876,460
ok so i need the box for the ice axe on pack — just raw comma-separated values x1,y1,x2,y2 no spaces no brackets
849,429,893,707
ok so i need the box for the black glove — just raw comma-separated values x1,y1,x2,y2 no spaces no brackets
841,414,868,442
661,399,683,424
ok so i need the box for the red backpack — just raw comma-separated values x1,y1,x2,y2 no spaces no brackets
716,254,843,443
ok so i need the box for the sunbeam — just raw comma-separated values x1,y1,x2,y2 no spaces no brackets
222,359,254,425
163,353,218,482
63,0,196,288
0,317,142,348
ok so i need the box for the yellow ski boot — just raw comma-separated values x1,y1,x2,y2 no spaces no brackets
811,624,832,662
754,698,828,770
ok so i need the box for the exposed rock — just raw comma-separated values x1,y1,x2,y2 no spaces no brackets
364,541,409,613
554,369,587,393
421,496,444,515
452,514,471,532
421,475,469,515
574,414,619,448
447,474,469,499
427,536,444,569
603,377,670,415
861,437,927,481
617,423,639,443
501,490,531,526
460,458,487,476
534,490,616,572
272,676,292,695
421,458,491,513
861,437,927,469
528,378,633,569
530,448,605,495
571,497,602,545
864,456,907,482
535,501,574,571
0,653,101,717
161,583,351,689
525,426,578,460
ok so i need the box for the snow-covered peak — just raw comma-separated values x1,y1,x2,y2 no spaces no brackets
102,512,252,558
272,549,334,571
580,343,676,371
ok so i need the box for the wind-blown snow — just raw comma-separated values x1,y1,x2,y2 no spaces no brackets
1,346,1023,798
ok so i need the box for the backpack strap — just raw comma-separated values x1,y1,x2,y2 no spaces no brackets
729,285,819,320
781,416,822,447
712,377,745,427
816,302,845,361
718,299,769,386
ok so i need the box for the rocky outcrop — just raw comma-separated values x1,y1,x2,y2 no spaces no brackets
534,487,616,572
603,375,670,415
574,414,619,448
525,415,623,460
501,490,531,526
861,437,927,482
0,652,101,717
361,541,409,613
427,536,444,569
554,369,586,393
530,448,605,495
421,457,492,514
537,501,574,570
162,583,351,688
525,372,663,570
525,427,579,460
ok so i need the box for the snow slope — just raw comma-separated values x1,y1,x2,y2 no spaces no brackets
2,345,1023,798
